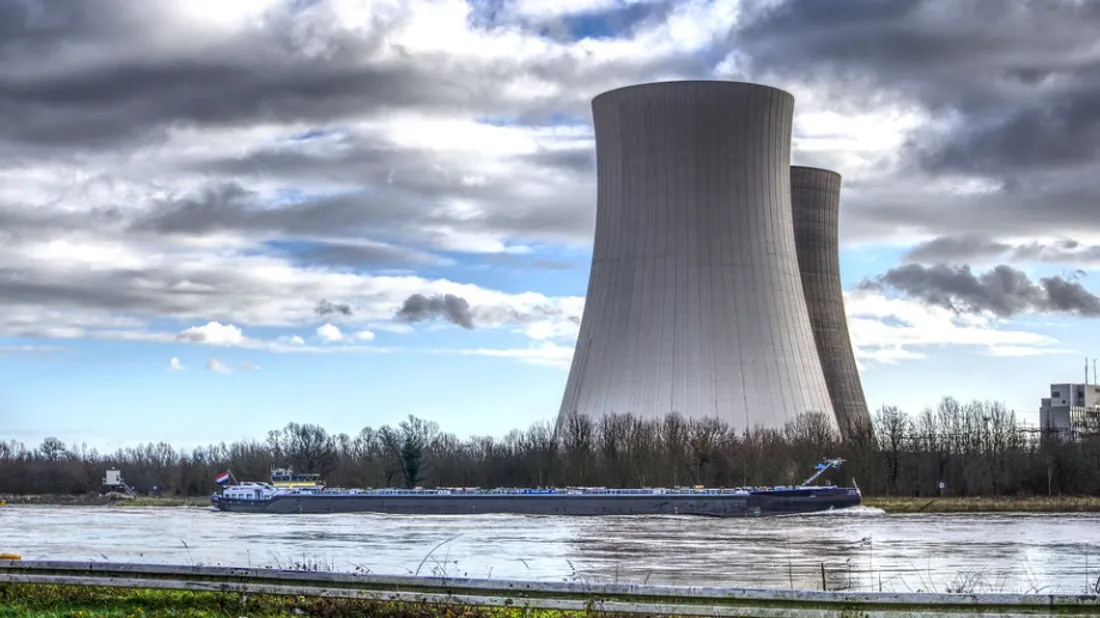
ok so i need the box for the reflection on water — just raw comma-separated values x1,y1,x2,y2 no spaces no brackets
4,505,1100,593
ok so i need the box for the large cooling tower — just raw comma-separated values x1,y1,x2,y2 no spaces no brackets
791,166,872,433
557,81,836,433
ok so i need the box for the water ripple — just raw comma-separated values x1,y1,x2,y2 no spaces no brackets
2,506,1099,593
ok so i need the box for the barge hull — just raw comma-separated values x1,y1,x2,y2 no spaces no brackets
212,487,861,516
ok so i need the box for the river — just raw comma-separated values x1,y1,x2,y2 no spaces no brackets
3,505,1098,594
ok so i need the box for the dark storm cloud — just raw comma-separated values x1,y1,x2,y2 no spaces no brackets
131,183,257,235
131,183,395,238
395,293,475,329
0,1,476,149
903,235,1100,266
192,137,594,186
392,291,579,331
0,252,388,334
0,265,222,318
1012,240,1100,265
736,0,1100,240
836,176,1100,243
134,137,598,247
902,234,1012,264
860,263,1100,318
737,0,1100,104
738,0,1100,172
916,82,1100,176
0,0,724,343
0,0,719,153
314,300,352,317
0,58,464,150
0,199,125,238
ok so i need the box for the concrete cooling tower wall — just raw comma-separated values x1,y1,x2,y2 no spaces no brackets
557,80,836,434
790,166,872,433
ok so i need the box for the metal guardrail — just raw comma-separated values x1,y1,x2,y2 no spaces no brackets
1,560,1099,617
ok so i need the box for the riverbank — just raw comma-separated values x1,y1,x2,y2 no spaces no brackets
0,494,209,507
5,493,1100,513
0,584,583,618
862,495,1100,513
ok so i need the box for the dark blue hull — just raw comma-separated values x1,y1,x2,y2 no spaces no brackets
212,486,861,517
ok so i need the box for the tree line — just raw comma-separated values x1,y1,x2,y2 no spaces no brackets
2,396,1096,498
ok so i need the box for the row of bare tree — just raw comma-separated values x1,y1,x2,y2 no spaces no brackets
1,397,1095,497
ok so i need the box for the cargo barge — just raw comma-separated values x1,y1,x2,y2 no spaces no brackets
211,459,860,517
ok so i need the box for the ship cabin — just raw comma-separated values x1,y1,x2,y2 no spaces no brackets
270,467,325,490
220,481,279,501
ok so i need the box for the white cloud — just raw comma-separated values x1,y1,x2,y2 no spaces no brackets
0,0,669,359
316,323,344,343
350,329,376,342
168,357,184,371
855,347,927,366
0,345,66,358
445,341,575,368
206,358,232,373
983,345,1076,358
169,320,395,354
0,0,1092,382
314,323,377,344
845,290,1065,364
509,0,621,21
177,322,245,346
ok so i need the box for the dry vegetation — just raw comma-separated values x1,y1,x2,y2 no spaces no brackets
0,584,595,618
1,397,1094,500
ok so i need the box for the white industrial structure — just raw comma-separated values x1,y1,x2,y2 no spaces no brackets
1040,383,1100,432
557,81,838,433
1039,359,1100,432
102,469,136,496
791,166,872,433
103,469,123,486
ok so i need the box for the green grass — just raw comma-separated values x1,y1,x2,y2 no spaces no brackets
863,495,1100,513
0,584,594,618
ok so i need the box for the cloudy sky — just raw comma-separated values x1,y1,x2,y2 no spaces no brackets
3,0,1100,450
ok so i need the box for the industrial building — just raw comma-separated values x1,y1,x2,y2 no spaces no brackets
791,166,872,433
556,80,861,434
1040,382,1100,433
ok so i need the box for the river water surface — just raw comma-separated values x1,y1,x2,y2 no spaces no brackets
4,505,1099,594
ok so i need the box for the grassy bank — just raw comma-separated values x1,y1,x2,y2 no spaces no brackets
0,584,588,618
0,494,209,508
121,496,209,508
863,495,1100,513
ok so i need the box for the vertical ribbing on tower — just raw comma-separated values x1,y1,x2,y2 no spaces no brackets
557,81,836,433
790,166,872,434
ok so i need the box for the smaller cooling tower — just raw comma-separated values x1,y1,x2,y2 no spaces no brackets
790,166,871,433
